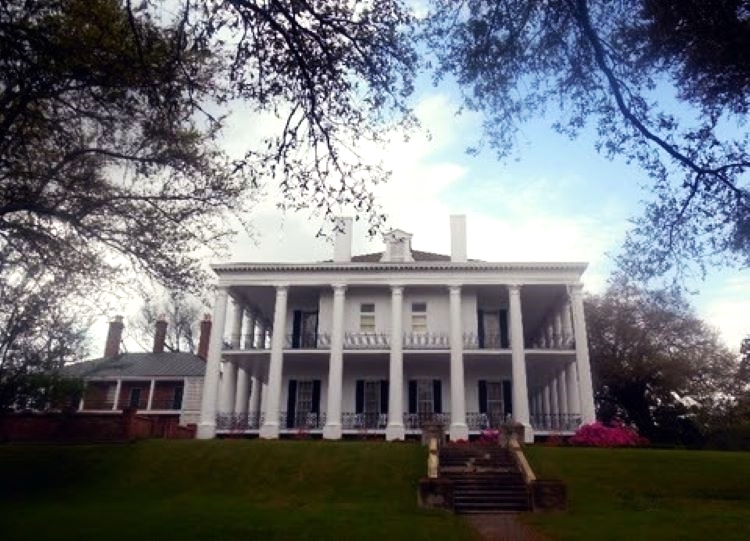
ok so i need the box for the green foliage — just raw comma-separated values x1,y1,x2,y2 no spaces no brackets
422,0,750,283
584,280,738,443
0,440,477,541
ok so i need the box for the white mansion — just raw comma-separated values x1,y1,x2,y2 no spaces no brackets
197,216,596,442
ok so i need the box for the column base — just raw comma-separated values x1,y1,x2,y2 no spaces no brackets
196,422,216,440
449,423,469,442
385,424,405,441
323,424,342,440
259,423,279,439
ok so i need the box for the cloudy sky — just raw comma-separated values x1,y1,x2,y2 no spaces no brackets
207,85,749,352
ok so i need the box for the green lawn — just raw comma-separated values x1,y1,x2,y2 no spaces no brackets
524,446,750,540
0,440,477,541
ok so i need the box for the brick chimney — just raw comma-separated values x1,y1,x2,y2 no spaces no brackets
104,316,124,358
197,313,212,360
153,315,168,354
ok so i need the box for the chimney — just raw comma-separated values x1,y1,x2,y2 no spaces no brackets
197,313,212,360
153,315,168,354
333,217,353,262
450,215,467,262
104,316,124,358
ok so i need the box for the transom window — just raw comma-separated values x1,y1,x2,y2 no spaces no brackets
360,303,375,332
411,302,427,333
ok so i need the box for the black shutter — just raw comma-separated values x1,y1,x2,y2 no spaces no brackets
477,310,485,348
312,380,321,414
286,380,297,428
500,310,509,348
380,380,389,414
433,380,442,413
355,380,364,413
408,380,417,413
503,380,513,416
292,311,302,348
478,380,487,414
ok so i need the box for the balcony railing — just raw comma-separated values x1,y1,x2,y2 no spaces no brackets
344,332,390,349
216,412,264,430
531,413,582,432
463,333,510,349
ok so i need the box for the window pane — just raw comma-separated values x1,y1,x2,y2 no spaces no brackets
417,380,433,413
364,381,380,413
412,314,427,333
412,302,427,313
297,381,314,417
360,303,375,313
360,314,375,332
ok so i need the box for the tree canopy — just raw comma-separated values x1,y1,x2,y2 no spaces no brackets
423,0,750,282
585,281,738,443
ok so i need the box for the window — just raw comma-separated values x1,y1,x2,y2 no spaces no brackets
417,380,433,414
129,388,142,409
360,303,375,332
411,302,427,333
364,381,381,413
487,382,504,417
296,381,314,418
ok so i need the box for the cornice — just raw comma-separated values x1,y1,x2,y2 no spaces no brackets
211,261,588,275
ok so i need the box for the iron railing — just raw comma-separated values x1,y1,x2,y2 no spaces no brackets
402,412,450,430
216,412,264,430
466,412,513,430
341,412,388,429
531,414,582,431
279,411,326,430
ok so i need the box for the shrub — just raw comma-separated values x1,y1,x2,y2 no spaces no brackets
570,421,648,447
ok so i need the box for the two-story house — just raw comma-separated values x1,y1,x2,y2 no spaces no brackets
197,216,596,442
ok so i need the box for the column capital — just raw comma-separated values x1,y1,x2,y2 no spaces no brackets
332,283,347,293
274,285,289,295
507,283,523,294
448,284,462,295
568,283,584,295
390,284,404,295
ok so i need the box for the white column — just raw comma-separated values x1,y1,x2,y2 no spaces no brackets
324,284,346,439
549,379,559,417
570,284,596,423
147,379,156,410
557,369,569,416
386,285,405,440
554,312,563,348
249,373,261,417
243,312,256,349
448,285,468,441
542,384,551,417
197,287,229,439
219,361,237,413
112,380,122,411
545,323,554,350
260,286,288,438
508,285,531,440
565,361,581,416
235,366,250,415
562,299,574,348
231,302,243,349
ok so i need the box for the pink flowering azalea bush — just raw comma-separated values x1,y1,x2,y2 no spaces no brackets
477,429,500,445
570,421,649,447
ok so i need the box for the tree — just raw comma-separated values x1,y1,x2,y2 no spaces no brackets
0,0,417,400
585,280,737,443
423,0,750,282
130,292,203,354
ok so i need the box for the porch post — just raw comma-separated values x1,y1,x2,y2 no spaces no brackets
569,284,596,423
197,287,229,439
549,379,559,417
244,312,256,349
508,285,531,440
557,369,569,416
260,286,288,438
112,379,122,411
449,285,468,440
561,299,574,348
324,284,346,439
386,285,405,440
554,312,563,348
147,378,156,410
249,373,261,416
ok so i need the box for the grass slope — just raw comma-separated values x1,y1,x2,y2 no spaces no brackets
525,446,750,540
0,440,477,541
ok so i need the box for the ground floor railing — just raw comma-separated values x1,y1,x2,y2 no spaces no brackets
341,412,388,429
531,414,582,432
465,412,512,430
